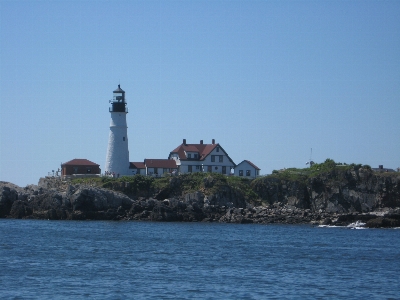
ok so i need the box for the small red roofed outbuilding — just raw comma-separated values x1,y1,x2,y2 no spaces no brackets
61,159,101,176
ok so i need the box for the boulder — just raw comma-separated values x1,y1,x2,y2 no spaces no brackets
0,184,18,217
9,200,30,219
69,187,134,212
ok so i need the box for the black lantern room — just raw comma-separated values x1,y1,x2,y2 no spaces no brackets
110,84,127,113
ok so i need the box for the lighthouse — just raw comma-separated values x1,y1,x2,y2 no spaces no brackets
105,84,130,176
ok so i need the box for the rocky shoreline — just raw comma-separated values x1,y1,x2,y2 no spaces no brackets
1,170,400,228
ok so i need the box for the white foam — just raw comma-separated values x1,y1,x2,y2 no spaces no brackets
317,224,344,228
347,220,366,229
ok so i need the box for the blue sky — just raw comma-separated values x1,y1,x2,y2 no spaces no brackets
1,0,399,186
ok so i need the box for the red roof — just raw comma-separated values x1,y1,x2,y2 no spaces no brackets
61,159,99,166
169,141,236,165
169,143,218,160
129,162,146,169
144,159,177,169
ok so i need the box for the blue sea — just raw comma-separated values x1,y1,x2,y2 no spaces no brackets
1,220,399,299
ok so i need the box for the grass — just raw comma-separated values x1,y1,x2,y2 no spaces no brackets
261,159,371,184
70,172,258,202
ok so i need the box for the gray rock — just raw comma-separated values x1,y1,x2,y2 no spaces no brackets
69,187,134,212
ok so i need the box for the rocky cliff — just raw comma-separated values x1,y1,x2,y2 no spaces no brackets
252,167,400,213
1,167,399,227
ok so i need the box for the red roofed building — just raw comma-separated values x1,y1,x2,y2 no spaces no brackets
144,159,178,176
168,139,236,175
129,162,146,175
61,159,101,176
128,160,178,176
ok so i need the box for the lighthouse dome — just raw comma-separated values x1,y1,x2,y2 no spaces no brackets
113,84,125,93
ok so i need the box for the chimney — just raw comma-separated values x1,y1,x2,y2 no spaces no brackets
212,139,215,144
200,140,203,144
183,139,187,145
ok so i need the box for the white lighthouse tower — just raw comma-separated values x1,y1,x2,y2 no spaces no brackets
105,84,130,176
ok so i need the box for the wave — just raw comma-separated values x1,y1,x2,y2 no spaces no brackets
318,220,366,229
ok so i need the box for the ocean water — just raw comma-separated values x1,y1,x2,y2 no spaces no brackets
0,220,399,299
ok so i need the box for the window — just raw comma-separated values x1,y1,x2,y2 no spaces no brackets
73,167,78,174
87,168,91,173
222,166,226,174
207,166,212,172
123,137,125,141
216,147,220,152
188,165,192,173
239,170,243,176
196,165,200,170
219,155,223,162
194,154,198,159
211,155,215,162
154,168,158,174
188,153,191,158
246,170,251,176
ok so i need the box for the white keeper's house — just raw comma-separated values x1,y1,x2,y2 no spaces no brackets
168,139,236,175
167,139,261,178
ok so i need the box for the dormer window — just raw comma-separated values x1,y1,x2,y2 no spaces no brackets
194,154,198,159
188,153,191,158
